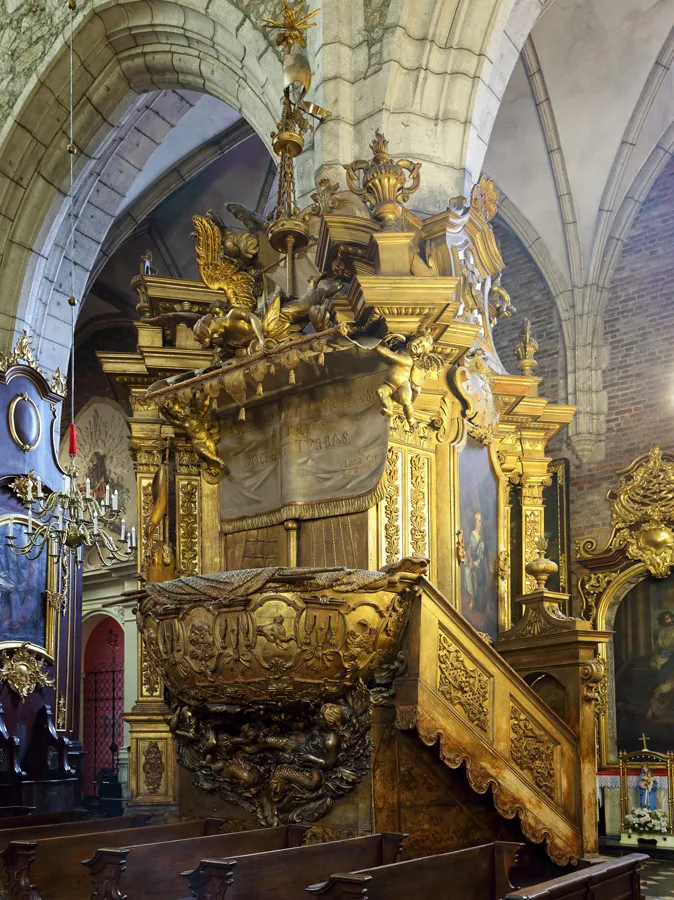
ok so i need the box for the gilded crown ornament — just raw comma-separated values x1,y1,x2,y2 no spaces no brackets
345,130,421,230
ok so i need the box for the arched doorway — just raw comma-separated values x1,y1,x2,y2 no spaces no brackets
82,615,124,807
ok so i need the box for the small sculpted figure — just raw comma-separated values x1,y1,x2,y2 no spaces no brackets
374,326,441,425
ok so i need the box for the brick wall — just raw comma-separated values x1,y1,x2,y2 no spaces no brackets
493,156,674,608
491,220,564,404
569,155,674,560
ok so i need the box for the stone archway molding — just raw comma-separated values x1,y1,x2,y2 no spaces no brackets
0,0,281,372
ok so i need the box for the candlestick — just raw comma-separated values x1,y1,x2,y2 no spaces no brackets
105,483,111,505
93,512,98,535
112,489,118,512
27,507,32,534
131,526,136,549
85,477,91,498
26,480,32,502
120,519,126,541
36,476,43,498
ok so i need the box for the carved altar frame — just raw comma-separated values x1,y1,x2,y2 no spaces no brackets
577,445,674,768
619,746,674,833
451,422,510,635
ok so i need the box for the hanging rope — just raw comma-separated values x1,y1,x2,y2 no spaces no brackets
67,0,78,456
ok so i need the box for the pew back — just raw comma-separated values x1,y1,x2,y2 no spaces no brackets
307,842,524,900
2,819,222,900
0,814,147,850
503,853,648,900
84,825,308,900
186,833,406,900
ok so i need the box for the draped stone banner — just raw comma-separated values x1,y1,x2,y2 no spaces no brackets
220,372,389,530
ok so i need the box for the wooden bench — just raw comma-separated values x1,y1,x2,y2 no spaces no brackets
306,841,524,900
1,819,224,900
185,832,407,900
0,814,149,851
83,824,308,900
503,853,648,900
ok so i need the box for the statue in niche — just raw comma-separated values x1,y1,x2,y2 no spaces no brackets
648,608,674,720
638,764,658,810
464,511,490,616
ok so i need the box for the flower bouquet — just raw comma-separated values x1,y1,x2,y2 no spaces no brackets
624,807,669,834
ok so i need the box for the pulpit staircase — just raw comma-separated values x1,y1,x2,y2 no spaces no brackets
392,578,606,866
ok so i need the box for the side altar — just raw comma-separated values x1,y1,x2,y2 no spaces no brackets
95,0,605,862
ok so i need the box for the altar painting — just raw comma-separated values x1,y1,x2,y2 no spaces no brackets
614,576,674,753
459,437,498,639
0,517,48,649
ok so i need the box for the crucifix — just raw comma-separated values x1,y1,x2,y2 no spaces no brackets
639,732,650,751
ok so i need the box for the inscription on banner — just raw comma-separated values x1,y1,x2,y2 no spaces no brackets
220,372,389,526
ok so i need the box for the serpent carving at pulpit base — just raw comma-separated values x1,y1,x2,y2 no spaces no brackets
137,559,425,824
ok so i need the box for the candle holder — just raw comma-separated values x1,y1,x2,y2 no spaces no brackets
7,457,135,566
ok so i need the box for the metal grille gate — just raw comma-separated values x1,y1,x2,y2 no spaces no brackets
82,665,123,798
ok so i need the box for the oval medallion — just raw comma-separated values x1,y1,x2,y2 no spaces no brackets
9,392,42,452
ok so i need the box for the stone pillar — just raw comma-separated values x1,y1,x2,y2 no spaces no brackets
495,545,612,857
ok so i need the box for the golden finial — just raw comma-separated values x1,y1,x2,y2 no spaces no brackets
370,129,389,159
263,0,318,53
514,318,538,377
525,538,558,590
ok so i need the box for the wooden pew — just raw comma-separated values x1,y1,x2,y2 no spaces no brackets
0,814,149,851
0,809,85,828
306,842,524,900
185,832,407,900
503,853,648,900
0,807,36,819
1,819,223,900
83,824,308,900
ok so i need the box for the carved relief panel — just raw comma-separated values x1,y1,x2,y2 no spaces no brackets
376,418,435,580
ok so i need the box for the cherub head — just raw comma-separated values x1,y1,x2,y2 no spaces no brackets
320,703,345,728
408,326,433,358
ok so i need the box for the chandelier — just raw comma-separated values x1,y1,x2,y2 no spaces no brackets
7,0,135,568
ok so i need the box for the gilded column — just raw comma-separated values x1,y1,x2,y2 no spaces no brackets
175,447,201,576
124,428,178,818
518,428,551,596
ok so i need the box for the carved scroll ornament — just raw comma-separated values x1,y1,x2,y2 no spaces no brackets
437,631,489,732
0,644,54,702
578,446,674,621
510,702,556,800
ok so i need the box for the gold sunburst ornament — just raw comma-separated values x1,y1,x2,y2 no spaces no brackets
263,0,318,51
0,644,54,702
